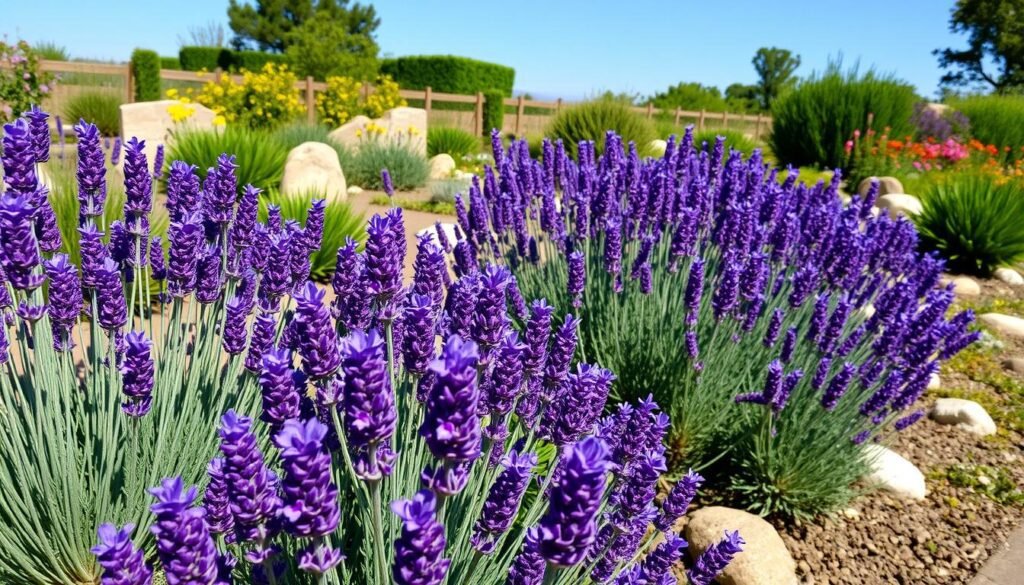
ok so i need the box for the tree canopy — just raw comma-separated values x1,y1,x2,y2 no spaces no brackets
227,0,380,53
284,13,379,80
935,0,1024,93
752,47,800,110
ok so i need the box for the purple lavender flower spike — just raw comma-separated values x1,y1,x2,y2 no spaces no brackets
218,410,280,549
258,348,304,431
34,191,63,253
230,185,260,252
684,258,704,325
92,523,153,585
205,154,238,225
1,119,38,195
96,259,127,331
420,335,482,495
821,362,857,411
274,418,341,542
472,450,538,554
0,193,42,290
148,477,219,585
294,282,342,380
25,105,50,163
74,121,107,218
381,169,395,197
523,299,553,377
780,327,797,363
111,137,121,166
567,250,585,307
221,296,250,356
656,469,704,532
638,533,687,584
204,458,234,537
195,244,222,304
391,490,450,585
122,138,152,218
541,364,614,445
471,264,511,351
165,161,200,223
508,528,546,585
403,293,437,375
537,436,611,566
120,331,154,416
543,313,580,395
341,329,397,479
149,236,166,281
688,531,744,585
44,254,82,350
895,409,926,431
244,311,278,373
365,213,403,302
166,212,204,298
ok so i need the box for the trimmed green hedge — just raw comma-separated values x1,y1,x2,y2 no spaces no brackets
178,46,289,73
483,89,505,136
160,56,181,70
130,49,161,102
381,55,514,96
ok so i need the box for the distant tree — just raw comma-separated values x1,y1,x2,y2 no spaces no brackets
284,14,379,80
177,21,227,48
648,82,727,112
935,0,1024,93
227,0,380,53
725,83,760,112
752,47,800,110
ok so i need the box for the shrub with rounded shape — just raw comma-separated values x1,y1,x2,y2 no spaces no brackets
63,92,122,137
953,95,1024,162
428,127,480,159
167,127,288,191
769,63,916,168
349,141,429,191
546,99,657,158
916,173,1024,276
692,129,757,156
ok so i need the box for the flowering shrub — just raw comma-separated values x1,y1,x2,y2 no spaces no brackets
910,102,969,142
177,63,304,130
316,74,406,127
0,39,55,123
457,129,978,517
0,109,739,584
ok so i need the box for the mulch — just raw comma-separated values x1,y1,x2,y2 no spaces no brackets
776,275,1024,584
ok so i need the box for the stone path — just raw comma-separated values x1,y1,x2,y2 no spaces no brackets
970,525,1024,584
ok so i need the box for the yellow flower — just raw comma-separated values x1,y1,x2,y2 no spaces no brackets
212,115,226,126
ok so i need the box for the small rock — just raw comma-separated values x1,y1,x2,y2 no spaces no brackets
1002,356,1024,374
347,185,363,195
649,139,668,156
977,475,992,486
858,176,904,197
841,507,860,520
863,444,927,500
941,275,981,297
994,267,1024,286
280,142,347,201
927,373,941,390
979,313,1024,339
860,304,876,319
428,153,456,180
875,193,922,218
930,398,997,436
685,506,798,585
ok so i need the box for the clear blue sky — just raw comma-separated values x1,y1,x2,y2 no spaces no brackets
5,0,960,100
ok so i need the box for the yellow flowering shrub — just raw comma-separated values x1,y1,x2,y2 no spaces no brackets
178,63,303,130
316,75,406,127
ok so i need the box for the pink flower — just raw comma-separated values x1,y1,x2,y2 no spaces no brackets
39,84,50,94
853,130,861,139
844,140,854,154
912,161,923,171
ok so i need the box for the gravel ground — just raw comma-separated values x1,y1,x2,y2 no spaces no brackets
777,275,1024,585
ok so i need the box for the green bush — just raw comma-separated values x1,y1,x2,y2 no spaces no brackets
429,177,471,204
130,48,161,102
178,46,230,71
546,98,657,158
427,126,479,159
381,55,515,96
63,92,122,137
348,140,429,191
954,95,1024,161
257,188,364,281
915,173,1024,276
160,56,181,70
482,89,505,136
167,127,288,191
769,64,917,168
231,50,289,72
32,41,68,61
693,129,758,156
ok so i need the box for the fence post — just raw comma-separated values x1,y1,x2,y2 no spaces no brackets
754,113,763,141
125,63,134,103
515,95,525,136
305,76,315,124
721,111,728,129
698,109,706,132
475,92,484,137
424,86,433,115
673,107,681,127
646,103,653,119
556,98,562,114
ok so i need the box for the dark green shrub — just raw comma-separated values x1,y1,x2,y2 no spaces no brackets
381,55,514,96
427,126,479,159
916,173,1024,276
130,49,161,101
348,141,429,190
954,95,1024,161
546,98,657,158
178,46,230,71
257,188,364,281
693,129,758,156
769,64,917,168
231,50,289,72
167,127,288,191
63,92,122,137
160,56,181,70
482,89,505,136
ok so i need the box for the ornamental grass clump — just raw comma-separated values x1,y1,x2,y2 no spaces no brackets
457,128,978,517
1,108,737,584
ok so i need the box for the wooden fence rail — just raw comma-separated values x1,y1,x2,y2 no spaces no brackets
26,59,772,139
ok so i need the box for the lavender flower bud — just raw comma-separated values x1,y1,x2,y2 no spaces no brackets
391,490,450,585
421,336,482,492
120,331,154,417
821,362,857,411
656,469,704,532
96,259,127,331
148,477,218,585
567,250,585,307
204,458,234,536
341,329,397,476
92,523,153,585
218,410,280,546
259,348,304,432
274,418,341,541
688,531,744,585
543,314,580,395
538,437,611,566
472,451,537,553
293,283,341,380
508,529,546,585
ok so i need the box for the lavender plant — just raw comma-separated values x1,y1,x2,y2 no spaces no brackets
454,128,978,517
1,109,737,584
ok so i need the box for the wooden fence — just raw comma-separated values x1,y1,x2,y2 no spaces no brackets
28,59,772,139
